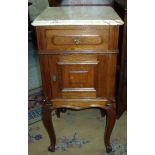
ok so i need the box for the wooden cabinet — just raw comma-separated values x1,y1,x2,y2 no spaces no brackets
36,25,119,103
32,6,123,153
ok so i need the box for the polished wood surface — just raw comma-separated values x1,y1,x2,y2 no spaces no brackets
104,103,116,152
39,53,118,100
42,99,56,152
35,25,120,153
62,91,96,99
51,98,109,109
45,29,109,50
58,53,98,63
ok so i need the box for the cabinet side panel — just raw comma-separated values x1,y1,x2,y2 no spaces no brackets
35,27,52,99
108,26,119,50
97,54,108,97
39,55,52,99
35,27,46,50
97,54,117,99
106,54,117,98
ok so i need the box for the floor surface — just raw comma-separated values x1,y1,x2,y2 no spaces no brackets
28,109,127,155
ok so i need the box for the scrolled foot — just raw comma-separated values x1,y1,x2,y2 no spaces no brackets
106,144,112,153
48,145,55,152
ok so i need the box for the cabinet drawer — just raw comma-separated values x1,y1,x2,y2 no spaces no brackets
45,29,109,51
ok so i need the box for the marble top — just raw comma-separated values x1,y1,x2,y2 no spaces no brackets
32,6,124,26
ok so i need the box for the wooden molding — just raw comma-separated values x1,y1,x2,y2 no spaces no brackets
51,98,112,109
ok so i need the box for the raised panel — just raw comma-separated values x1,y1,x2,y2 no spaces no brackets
48,54,99,99
45,29,109,50
53,35,102,45
61,65,95,88
58,54,98,91
69,70,88,84
56,54,99,98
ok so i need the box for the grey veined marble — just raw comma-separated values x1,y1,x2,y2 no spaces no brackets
32,6,124,26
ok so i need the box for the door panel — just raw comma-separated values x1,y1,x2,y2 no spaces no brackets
61,65,94,88
49,54,98,99
59,64,97,99
48,54,117,99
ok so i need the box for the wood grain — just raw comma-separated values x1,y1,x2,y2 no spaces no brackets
97,54,117,98
58,53,98,63
52,35,102,45
51,98,109,109
62,91,96,99
45,29,109,50
62,64,95,88
37,49,118,55
48,55,62,98
39,55,52,99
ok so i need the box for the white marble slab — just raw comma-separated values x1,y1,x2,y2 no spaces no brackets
32,6,124,26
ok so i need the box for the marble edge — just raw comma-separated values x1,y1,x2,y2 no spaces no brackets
32,20,124,26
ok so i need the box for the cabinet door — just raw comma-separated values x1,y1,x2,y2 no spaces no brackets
48,54,117,99
48,54,98,99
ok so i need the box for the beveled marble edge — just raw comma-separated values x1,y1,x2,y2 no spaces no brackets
32,19,124,26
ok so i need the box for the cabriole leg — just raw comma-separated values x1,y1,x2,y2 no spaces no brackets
42,99,56,152
104,104,116,153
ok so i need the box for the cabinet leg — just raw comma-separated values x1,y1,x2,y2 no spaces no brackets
42,101,56,152
100,109,106,117
56,109,61,118
104,104,116,153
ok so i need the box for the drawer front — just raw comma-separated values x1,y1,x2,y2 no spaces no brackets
45,29,109,50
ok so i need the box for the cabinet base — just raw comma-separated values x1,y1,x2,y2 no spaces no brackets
42,98,116,153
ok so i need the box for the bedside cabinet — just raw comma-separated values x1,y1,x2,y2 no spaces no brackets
32,6,123,153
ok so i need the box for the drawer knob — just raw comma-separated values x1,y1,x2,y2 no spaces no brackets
74,38,80,45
